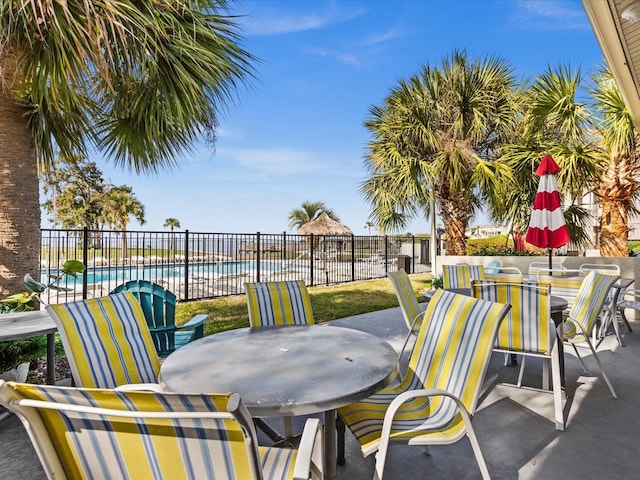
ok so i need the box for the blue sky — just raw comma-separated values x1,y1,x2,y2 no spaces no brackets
43,0,604,235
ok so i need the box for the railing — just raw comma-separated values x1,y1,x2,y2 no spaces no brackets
40,229,433,303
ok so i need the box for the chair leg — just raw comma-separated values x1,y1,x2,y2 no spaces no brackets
570,343,589,374
551,343,564,431
584,337,618,399
517,356,527,388
463,420,491,480
619,309,633,332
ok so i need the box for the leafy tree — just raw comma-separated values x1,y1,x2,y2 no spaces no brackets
288,201,339,230
102,186,146,257
0,1,255,294
361,51,517,255
41,155,107,231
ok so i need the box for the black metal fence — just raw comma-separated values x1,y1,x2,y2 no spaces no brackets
40,228,432,303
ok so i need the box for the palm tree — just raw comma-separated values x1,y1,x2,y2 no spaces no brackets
164,218,181,255
499,65,603,253
0,1,254,294
164,218,181,233
361,50,517,255
589,67,640,257
288,201,339,231
364,221,375,235
102,186,146,258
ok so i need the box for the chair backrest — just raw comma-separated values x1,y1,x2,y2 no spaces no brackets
47,292,161,388
404,289,510,416
442,264,486,289
564,271,619,341
245,280,314,327
484,266,524,283
0,381,268,480
472,280,553,354
387,270,422,331
579,263,621,275
529,261,564,276
110,280,179,355
536,269,584,311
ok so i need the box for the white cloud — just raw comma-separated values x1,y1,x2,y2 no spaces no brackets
307,47,361,65
217,147,329,175
239,4,366,36
510,0,590,30
360,27,404,47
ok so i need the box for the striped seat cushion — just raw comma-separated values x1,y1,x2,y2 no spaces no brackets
6,383,300,480
47,292,161,388
245,280,314,327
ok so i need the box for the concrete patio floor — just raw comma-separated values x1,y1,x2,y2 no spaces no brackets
1,303,639,479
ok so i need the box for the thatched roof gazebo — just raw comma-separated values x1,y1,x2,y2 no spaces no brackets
298,213,352,274
298,212,353,236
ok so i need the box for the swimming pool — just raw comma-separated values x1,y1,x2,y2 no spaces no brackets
47,260,306,286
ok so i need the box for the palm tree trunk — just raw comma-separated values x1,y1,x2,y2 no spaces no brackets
0,49,41,295
439,197,471,256
599,199,629,257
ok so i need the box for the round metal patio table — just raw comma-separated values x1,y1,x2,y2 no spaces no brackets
159,324,399,480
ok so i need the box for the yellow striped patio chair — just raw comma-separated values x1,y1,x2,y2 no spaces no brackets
562,271,619,399
442,264,486,289
387,270,424,333
387,270,425,361
46,292,161,389
245,280,314,327
536,269,584,314
0,381,324,480
338,289,511,480
244,280,314,442
471,280,564,430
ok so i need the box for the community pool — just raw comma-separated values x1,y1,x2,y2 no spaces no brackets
45,260,305,286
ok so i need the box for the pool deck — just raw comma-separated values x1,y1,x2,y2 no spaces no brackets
2,304,640,479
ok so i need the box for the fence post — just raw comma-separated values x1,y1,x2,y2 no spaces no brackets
384,236,389,274
184,230,190,301
82,228,89,299
351,235,355,281
282,231,287,261
256,232,261,282
310,234,315,287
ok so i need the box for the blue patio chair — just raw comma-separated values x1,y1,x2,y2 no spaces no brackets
111,280,207,356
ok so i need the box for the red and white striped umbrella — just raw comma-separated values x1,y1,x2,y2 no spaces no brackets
525,155,570,256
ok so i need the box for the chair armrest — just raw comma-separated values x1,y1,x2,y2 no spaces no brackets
374,388,473,479
293,417,324,480
176,314,208,338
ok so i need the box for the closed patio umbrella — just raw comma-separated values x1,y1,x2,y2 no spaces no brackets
525,155,571,269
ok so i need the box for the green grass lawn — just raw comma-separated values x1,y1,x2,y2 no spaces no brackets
176,273,433,336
